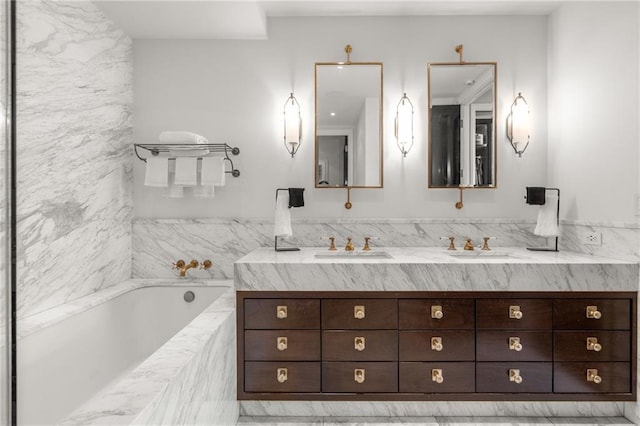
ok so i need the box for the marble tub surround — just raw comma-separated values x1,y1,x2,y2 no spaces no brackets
60,283,237,425
234,247,637,292
16,0,134,319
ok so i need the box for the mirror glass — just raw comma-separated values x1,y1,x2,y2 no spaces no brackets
428,63,497,188
315,63,383,188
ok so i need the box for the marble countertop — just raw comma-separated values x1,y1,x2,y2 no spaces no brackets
234,247,638,292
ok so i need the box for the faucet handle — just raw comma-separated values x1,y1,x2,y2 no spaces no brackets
362,236,379,251
440,236,456,250
481,236,496,251
200,259,212,270
172,259,186,269
328,236,337,251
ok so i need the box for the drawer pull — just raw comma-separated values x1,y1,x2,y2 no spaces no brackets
587,368,602,384
277,337,288,351
509,369,523,384
431,336,443,352
586,337,602,352
276,368,288,383
586,305,602,319
509,337,523,352
354,337,366,352
354,368,366,383
276,305,288,319
431,305,444,319
354,305,365,320
509,305,523,320
431,368,444,384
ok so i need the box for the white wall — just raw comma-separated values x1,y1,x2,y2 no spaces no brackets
134,15,548,219
548,1,639,223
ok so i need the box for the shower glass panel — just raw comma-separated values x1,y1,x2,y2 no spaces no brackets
1,0,12,423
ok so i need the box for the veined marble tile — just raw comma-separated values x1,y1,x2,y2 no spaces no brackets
238,401,624,418
16,0,133,320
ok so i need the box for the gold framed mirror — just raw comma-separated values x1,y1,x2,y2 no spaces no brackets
315,50,383,189
427,62,497,189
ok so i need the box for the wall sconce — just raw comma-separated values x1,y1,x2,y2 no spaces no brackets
283,92,301,157
507,92,531,157
395,92,414,157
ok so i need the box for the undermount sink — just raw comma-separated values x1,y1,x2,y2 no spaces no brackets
314,251,393,259
447,250,515,260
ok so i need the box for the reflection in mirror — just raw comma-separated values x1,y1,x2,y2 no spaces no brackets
315,63,383,188
428,63,497,188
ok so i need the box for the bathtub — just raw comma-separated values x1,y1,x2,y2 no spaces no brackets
17,280,236,425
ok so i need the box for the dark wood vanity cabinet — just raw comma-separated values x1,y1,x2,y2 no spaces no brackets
237,291,636,401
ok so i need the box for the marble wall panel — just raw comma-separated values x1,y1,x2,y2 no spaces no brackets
16,0,133,319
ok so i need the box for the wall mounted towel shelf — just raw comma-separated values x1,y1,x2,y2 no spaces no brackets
134,143,240,177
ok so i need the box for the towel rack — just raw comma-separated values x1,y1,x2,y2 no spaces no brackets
133,143,240,177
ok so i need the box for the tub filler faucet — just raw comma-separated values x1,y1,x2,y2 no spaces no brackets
173,259,199,277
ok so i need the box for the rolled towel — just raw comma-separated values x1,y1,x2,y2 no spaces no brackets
159,131,208,144
274,192,292,238
144,157,169,187
534,194,559,237
174,157,198,186
201,157,226,187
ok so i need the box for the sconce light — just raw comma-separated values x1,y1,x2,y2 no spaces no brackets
395,92,414,157
507,92,531,157
283,92,301,157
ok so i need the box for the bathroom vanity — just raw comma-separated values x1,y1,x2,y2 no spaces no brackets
234,247,638,406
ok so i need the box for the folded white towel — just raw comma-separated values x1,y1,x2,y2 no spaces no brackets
201,157,226,187
159,131,208,144
534,194,559,237
168,148,210,157
164,173,184,198
174,157,198,186
274,192,292,238
144,157,169,187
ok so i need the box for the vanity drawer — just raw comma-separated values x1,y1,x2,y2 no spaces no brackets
322,362,398,393
476,362,552,393
398,299,474,329
322,299,397,330
399,330,475,361
554,331,630,362
244,299,320,329
322,330,398,361
244,330,321,361
476,331,552,362
553,299,631,330
244,362,321,393
476,299,552,330
554,362,631,393
399,362,475,393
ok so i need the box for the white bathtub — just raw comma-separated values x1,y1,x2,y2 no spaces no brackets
17,280,234,425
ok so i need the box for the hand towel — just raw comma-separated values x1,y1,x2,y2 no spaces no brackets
164,173,184,198
159,131,208,144
288,188,305,208
200,157,226,187
534,194,559,237
144,157,169,187
174,157,198,186
192,171,215,198
274,192,292,238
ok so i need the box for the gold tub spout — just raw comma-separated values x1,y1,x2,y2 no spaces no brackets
173,259,199,277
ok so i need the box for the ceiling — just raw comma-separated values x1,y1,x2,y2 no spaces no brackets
93,0,566,40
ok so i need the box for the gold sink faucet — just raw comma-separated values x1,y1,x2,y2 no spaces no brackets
345,237,355,251
173,259,199,277
463,238,474,251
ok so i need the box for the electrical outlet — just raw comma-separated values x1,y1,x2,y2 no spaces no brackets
583,232,602,246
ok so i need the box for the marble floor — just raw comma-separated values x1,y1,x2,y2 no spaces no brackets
237,416,633,425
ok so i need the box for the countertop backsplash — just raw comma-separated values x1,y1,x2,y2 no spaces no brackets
132,218,639,280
